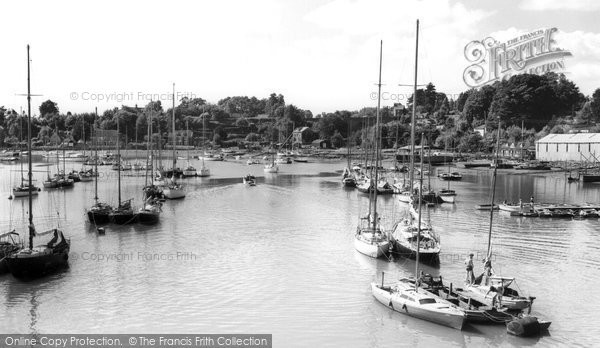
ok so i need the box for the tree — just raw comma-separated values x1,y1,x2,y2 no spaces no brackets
462,85,495,126
39,100,59,117
331,131,344,148
591,88,600,122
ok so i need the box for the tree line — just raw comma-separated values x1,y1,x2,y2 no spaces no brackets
1,72,599,153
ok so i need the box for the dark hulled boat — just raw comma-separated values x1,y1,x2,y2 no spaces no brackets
86,108,113,225
7,45,71,279
87,202,112,224
110,200,137,225
7,229,70,278
138,199,161,225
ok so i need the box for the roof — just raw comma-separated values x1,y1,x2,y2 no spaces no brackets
293,127,310,133
536,133,600,144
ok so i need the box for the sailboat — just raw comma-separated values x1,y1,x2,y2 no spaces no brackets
342,118,357,187
182,120,197,177
263,148,279,173
454,118,533,311
392,135,441,262
437,141,459,203
109,111,137,224
12,118,40,197
6,45,71,278
197,115,210,177
354,41,391,259
87,108,113,225
133,122,143,171
372,125,464,330
162,84,186,199
138,109,162,225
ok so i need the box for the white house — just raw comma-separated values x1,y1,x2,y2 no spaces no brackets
535,133,600,161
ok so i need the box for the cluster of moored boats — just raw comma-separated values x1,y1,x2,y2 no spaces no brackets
349,36,550,338
498,201,600,219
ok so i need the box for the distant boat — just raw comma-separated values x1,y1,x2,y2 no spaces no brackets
243,174,256,186
438,172,462,181
163,84,186,200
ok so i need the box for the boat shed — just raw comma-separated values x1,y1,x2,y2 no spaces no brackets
535,133,600,162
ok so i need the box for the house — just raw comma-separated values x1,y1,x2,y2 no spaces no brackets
474,125,486,137
311,139,331,149
292,127,311,146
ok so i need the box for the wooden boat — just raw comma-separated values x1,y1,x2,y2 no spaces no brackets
438,189,456,204
243,174,256,186
507,316,552,337
476,204,499,210
162,84,186,199
87,111,113,225
418,274,516,324
458,120,533,313
6,45,71,279
438,172,462,181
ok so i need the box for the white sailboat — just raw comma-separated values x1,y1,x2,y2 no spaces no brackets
197,115,210,177
163,83,186,200
182,120,197,177
263,150,279,173
354,40,390,259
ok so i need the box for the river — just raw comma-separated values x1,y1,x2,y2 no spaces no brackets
1,156,598,347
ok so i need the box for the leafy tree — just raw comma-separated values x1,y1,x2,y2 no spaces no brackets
590,88,600,122
39,100,59,117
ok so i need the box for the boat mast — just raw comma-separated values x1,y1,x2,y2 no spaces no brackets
486,117,502,259
19,113,24,187
409,19,420,191
145,109,152,187
26,45,34,250
171,83,176,175
372,40,383,231
117,112,121,206
415,133,425,290
94,107,99,203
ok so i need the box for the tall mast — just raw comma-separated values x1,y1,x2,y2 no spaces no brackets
172,83,176,173
487,117,502,259
145,109,152,187
27,45,34,250
186,120,190,163
20,113,24,186
372,40,383,231
409,19,420,191
94,107,99,203
117,112,121,205
415,132,424,290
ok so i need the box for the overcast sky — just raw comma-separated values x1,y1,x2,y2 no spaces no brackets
1,0,599,116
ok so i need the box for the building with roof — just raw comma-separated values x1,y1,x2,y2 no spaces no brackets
535,132,600,161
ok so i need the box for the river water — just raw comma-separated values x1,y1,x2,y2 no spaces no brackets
1,156,598,347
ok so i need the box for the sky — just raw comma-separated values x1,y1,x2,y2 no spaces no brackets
1,0,599,116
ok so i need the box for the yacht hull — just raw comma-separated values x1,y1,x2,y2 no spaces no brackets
6,249,70,278
371,283,465,330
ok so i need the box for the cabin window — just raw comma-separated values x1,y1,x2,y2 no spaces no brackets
545,144,548,152
556,144,559,152
578,144,580,152
419,298,437,305
566,144,569,151
400,294,415,302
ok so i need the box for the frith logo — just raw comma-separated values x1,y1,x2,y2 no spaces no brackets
463,28,572,88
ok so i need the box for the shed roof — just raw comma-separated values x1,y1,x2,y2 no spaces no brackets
536,133,600,144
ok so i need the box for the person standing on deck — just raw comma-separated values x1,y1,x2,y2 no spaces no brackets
465,253,475,284
483,257,493,285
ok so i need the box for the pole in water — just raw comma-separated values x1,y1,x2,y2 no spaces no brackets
381,271,385,287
